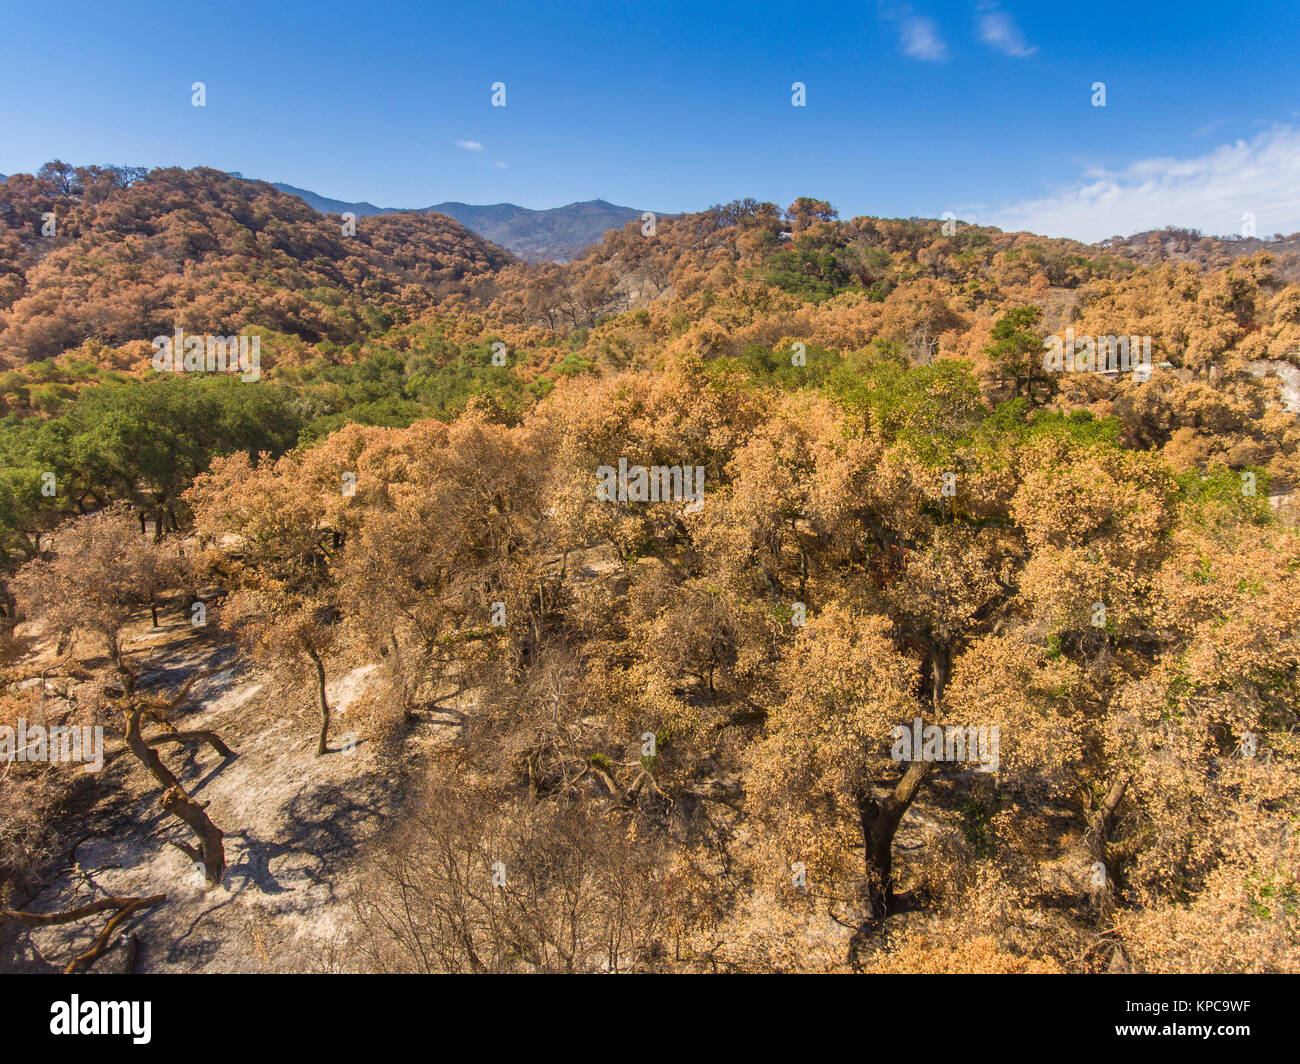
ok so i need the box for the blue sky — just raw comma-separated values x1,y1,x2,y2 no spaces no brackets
2,0,1298,240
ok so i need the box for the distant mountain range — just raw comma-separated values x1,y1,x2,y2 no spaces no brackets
272,182,649,263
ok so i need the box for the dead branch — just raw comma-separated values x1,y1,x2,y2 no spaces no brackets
0,894,153,927
145,730,236,757
63,894,165,974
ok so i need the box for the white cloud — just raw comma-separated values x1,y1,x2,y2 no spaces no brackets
977,3,1036,57
494,161,508,169
455,140,484,151
985,124,1300,242
899,16,948,61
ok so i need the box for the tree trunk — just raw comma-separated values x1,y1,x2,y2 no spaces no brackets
1087,775,1129,925
929,642,951,709
124,705,228,885
387,633,412,724
308,647,330,756
856,639,951,923
857,758,936,919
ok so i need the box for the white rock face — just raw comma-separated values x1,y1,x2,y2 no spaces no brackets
1246,359,1300,414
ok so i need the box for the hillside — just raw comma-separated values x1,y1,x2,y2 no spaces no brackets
1,173,1299,976
1100,225,1300,277
0,164,511,366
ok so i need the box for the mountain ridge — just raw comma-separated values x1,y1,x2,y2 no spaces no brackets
271,181,650,263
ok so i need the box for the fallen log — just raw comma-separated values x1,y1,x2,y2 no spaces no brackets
0,893,166,974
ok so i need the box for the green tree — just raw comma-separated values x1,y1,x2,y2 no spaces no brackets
984,305,1048,400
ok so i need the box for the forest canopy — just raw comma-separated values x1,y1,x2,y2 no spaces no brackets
1,164,1298,974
